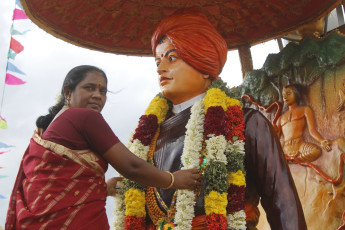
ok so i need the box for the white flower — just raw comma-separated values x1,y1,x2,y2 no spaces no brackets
227,210,246,230
112,181,125,230
128,139,149,161
175,190,196,230
226,140,245,156
181,100,205,169
205,135,228,164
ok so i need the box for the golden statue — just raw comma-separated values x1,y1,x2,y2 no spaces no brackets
276,85,332,162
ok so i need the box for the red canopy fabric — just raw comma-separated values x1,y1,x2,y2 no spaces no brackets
20,0,340,56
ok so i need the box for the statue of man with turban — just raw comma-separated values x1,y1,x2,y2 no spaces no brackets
114,9,307,230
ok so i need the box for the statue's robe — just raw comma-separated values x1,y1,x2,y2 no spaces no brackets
150,107,307,230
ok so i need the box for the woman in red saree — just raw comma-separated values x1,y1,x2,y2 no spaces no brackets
5,65,200,230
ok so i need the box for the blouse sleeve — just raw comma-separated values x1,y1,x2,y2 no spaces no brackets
243,108,307,230
79,109,120,154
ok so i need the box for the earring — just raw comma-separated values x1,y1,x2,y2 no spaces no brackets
66,97,71,107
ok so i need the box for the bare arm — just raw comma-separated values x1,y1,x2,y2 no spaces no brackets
275,116,282,138
103,142,200,189
305,107,331,151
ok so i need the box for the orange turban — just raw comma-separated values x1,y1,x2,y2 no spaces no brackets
151,9,228,79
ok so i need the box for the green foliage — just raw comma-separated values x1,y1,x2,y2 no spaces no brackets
225,152,246,174
204,160,228,194
124,178,146,192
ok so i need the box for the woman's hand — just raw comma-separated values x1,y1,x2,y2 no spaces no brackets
172,169,201,190
106,177,123,196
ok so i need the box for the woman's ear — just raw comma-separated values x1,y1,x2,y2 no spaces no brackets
63,86,71,99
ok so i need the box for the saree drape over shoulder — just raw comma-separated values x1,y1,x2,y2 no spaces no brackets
5,131,109,230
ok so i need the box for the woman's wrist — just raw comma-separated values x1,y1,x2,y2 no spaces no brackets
162,171,174,189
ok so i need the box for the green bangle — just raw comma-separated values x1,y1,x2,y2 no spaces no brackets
163,171,174,189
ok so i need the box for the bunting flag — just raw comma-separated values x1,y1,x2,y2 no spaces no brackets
5,73,26,85
0,195,6,199
11,25,30,35
0,151,10,155
0,116,8,129
0,175,9,179
8,49,18,60
9,37,24,54
16,0,23,9
12,8,28,20
0,142,14,149
7,62,25,75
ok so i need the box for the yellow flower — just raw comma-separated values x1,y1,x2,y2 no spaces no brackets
226,97,242,108
228,170,246,187
124,188,146,217
145,96,169,124
204,88,228,111
204,191,228,216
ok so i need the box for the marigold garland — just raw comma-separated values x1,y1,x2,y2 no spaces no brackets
113,79,246,230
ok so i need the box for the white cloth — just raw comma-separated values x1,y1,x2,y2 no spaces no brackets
172,93,205,114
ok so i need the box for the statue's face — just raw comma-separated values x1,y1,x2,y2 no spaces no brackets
155,38,211,105
282,87,296,106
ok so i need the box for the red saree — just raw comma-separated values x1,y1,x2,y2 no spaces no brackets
5,130,109,230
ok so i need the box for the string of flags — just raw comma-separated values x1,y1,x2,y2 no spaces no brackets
0,0,30,199
0,0,30,129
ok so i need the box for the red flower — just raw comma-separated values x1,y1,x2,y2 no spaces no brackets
227,185,245,213
204,106,228,138
205,213,227,230
225,106,245,142
133,114,158,146
125,216,146,230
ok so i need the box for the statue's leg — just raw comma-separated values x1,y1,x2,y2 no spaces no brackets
297,142,322,162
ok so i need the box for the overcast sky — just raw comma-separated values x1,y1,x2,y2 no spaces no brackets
0,0,280,226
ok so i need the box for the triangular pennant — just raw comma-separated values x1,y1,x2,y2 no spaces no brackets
16,0,23,9
0,175,8,179
5,73,26,85
0,195,6,199
8,49,18,60
0,151,10,155
10,25,30,35
7,62,25,75
0,120,8,129
10,37,24,54
0,142,14,148
12,9,29,20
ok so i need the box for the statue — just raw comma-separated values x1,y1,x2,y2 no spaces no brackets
337,78,345,112
113,9,307,230
276,84,332,162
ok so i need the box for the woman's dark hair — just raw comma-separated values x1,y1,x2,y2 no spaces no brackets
36,65,107,131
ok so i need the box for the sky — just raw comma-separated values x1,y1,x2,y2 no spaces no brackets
0,0,280,227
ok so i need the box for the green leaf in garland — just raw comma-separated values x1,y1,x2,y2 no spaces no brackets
204,160,228,194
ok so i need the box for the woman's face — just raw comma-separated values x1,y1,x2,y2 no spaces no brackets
282,87,296,106
155,38,211,105
68,71,107,112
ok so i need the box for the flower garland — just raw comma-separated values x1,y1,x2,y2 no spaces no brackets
113,79,246,230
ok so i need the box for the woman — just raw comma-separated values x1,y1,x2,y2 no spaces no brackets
5,65,200,230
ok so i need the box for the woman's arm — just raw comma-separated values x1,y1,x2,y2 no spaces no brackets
103,142,200,189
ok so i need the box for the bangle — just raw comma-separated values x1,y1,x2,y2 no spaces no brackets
163,171,174,189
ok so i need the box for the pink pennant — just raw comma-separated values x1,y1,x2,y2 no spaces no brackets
5,73,26,85
12,9,28,20
10,37,24,54
0,151,9,155
0,116,6,122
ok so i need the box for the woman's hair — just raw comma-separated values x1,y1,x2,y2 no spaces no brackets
36,65,107,131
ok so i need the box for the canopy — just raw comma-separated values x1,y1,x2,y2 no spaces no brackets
20,0,340,56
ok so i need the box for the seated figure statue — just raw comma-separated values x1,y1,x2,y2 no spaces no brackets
276,84,332,162
113,9,307,230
